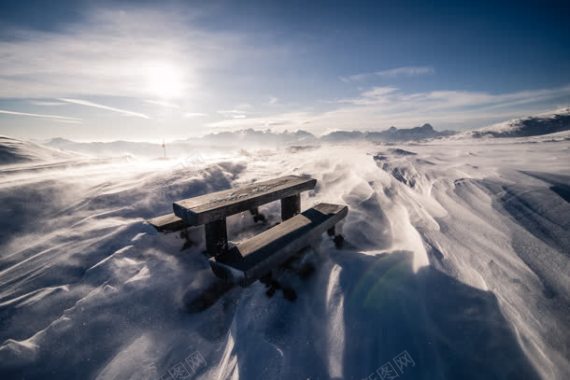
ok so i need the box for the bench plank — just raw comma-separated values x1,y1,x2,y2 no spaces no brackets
147,213,186,232
173,175,316,226
210,203,348,286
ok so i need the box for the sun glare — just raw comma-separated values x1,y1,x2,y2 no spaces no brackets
144,62,185,99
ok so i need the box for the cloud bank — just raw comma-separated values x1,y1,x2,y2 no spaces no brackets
208,85,570,133
0,8,245,100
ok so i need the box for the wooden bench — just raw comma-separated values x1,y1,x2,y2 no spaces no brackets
210,203,347,286
147,175,347,288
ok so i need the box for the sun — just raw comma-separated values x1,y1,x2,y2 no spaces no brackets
144,62,185,99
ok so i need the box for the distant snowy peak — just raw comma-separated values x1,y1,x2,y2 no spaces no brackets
471,108,570,138
199,128,317,146
373,123,456,140
0,135,75,165
45,137,76,148
321,123,456,142
319,130,365,142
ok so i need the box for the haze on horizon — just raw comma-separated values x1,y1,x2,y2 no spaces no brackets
0,0,569,141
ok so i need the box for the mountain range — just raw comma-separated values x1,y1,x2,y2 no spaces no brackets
13,108,570,159
43,123,455,156
468,107,570,138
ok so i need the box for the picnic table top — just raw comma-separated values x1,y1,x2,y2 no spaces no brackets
173,175,316,226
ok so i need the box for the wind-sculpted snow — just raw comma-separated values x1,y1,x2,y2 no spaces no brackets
469,108,570,138
0,136,568,379
0,136,76,165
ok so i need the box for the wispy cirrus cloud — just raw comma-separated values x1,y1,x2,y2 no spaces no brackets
207,111,311,129
337,86,399,105
145,100,180,109
338,84,570,112
59,98,149,119
217,110,248,119
28,100,68,107
0,109,81,122
217,104,252,119
183,112,208,118
340,66,434,83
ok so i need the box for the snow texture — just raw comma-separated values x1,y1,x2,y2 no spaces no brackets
0,129,569,379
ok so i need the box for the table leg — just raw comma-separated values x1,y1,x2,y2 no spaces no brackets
205,219,228,257
249,207,266,223
281,194,301,220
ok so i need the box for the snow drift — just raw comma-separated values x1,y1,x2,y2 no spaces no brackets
0,136,75,165
0,132,568,379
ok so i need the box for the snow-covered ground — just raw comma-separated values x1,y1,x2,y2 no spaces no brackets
0,132,569,379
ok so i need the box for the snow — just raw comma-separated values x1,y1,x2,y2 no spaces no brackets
0,135,76,165
0,133,569,379
464,107,570,138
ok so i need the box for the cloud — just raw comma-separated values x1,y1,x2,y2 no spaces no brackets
208,84,570,133
0,8,248,100
207,111,312,130
0,109,81,122
340,85,570,113
1,5,567,140
340,66,434,83
0,6,297,139
28,100,68,106
59,98,150,119
217,110,247,119
145,100,180,109
337,86,398,105
183,112,208,118
319,84,570,131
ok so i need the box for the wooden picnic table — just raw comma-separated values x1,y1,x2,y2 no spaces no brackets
149,175,316,255
148,174,347,287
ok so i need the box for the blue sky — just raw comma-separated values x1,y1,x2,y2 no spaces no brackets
0,0,569,141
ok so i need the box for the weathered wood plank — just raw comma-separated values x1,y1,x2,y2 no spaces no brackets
173,175,316,226
210,203,348,286
147,213,186,232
